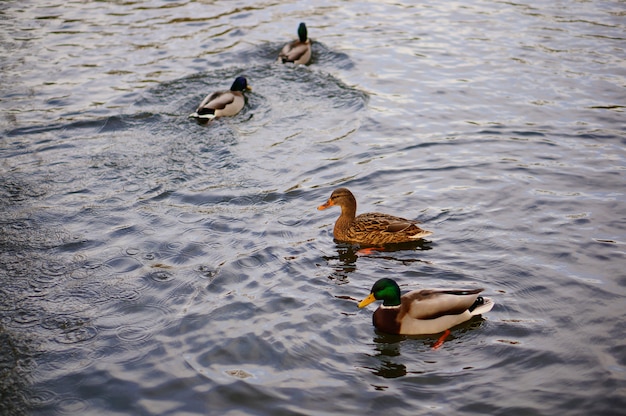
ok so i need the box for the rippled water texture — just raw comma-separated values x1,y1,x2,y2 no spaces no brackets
1,0,625,415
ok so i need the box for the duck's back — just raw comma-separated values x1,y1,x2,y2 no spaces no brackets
279,40,311,64
340,212,429,244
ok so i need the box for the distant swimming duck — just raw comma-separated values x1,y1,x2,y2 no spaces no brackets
278,22,311,65
189,76,251,121
358,278,494,336
317,187,432,246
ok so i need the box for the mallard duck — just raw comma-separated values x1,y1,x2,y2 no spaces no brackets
317,187,432,246
278,22,311,65
189,76,251,121
358,278,494,336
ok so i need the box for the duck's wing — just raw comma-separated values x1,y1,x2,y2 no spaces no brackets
198,91,235,111
279,41,309,63
355,213,417,233
401,289,484,320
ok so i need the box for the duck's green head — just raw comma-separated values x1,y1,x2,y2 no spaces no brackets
230,77,251,92
297,22,308,42
358,278,402,308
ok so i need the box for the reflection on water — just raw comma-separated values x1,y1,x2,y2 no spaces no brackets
1,0,625,415
370,335,408,379
323,244,360,283
359,316,489,381
323,242,434,283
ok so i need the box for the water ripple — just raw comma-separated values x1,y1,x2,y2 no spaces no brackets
56,397,89,415
27,389,57,408
146,270,175,283
12,308,42,327
54,326,98,345
1,0,625,415
96,303,171,344
103,256,144,274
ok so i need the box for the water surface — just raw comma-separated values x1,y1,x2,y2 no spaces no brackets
1,0,625,415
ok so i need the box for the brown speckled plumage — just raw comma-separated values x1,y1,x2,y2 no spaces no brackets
317,187,432,246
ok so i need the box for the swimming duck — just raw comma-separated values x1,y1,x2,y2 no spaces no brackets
278,22,311,65
358,278,494,336
189,76,251,121
317,187,432,246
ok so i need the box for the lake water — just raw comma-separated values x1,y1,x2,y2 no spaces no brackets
1,0,625,415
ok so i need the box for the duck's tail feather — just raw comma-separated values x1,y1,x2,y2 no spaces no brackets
189,112,216,120
469,296,494,315
409,229,433,239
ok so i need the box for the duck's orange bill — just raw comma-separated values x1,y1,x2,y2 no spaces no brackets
317,199,334,210
358,293,376,308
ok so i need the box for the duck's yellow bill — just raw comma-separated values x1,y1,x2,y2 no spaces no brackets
358,293,376,308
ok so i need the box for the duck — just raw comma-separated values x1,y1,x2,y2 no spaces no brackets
358,278,494,337
189,76,251,121
317,187,432,246
278,22,311,65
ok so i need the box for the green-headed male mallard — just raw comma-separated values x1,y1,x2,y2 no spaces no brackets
278,22,311,65
358,278,494,338
189,76,251,121
317,187,432,246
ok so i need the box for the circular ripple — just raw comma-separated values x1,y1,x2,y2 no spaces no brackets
106,304,170,345
82,260,104,270
41,315,87,331
5,260,31,278
0,288,17,311
236,254,264,269
43,285,103,312
41,261,68,276
195,265,219,280
176,211,204,224
27,389,57,407
12,308,41,327
9,219,33,231
181,227,210,242
32,274,59,284
125,247,140,256
147,270,174,282
29,275,61,294
104,256,144,274
67,286,104,303
166,242,182,250
57,397,89,414
70,260,104,280
36,345,95,375
116,325,153,343
55,326,98,344
89,341,147,366
109,288,141,301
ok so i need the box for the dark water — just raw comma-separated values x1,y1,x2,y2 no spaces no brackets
1,0,625,415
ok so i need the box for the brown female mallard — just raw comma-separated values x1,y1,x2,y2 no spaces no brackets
189,76,251,121
278,22,311,65
358,278,494,335
317,187,432,246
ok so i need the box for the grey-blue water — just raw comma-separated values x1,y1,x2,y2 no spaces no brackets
1,0,625,415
